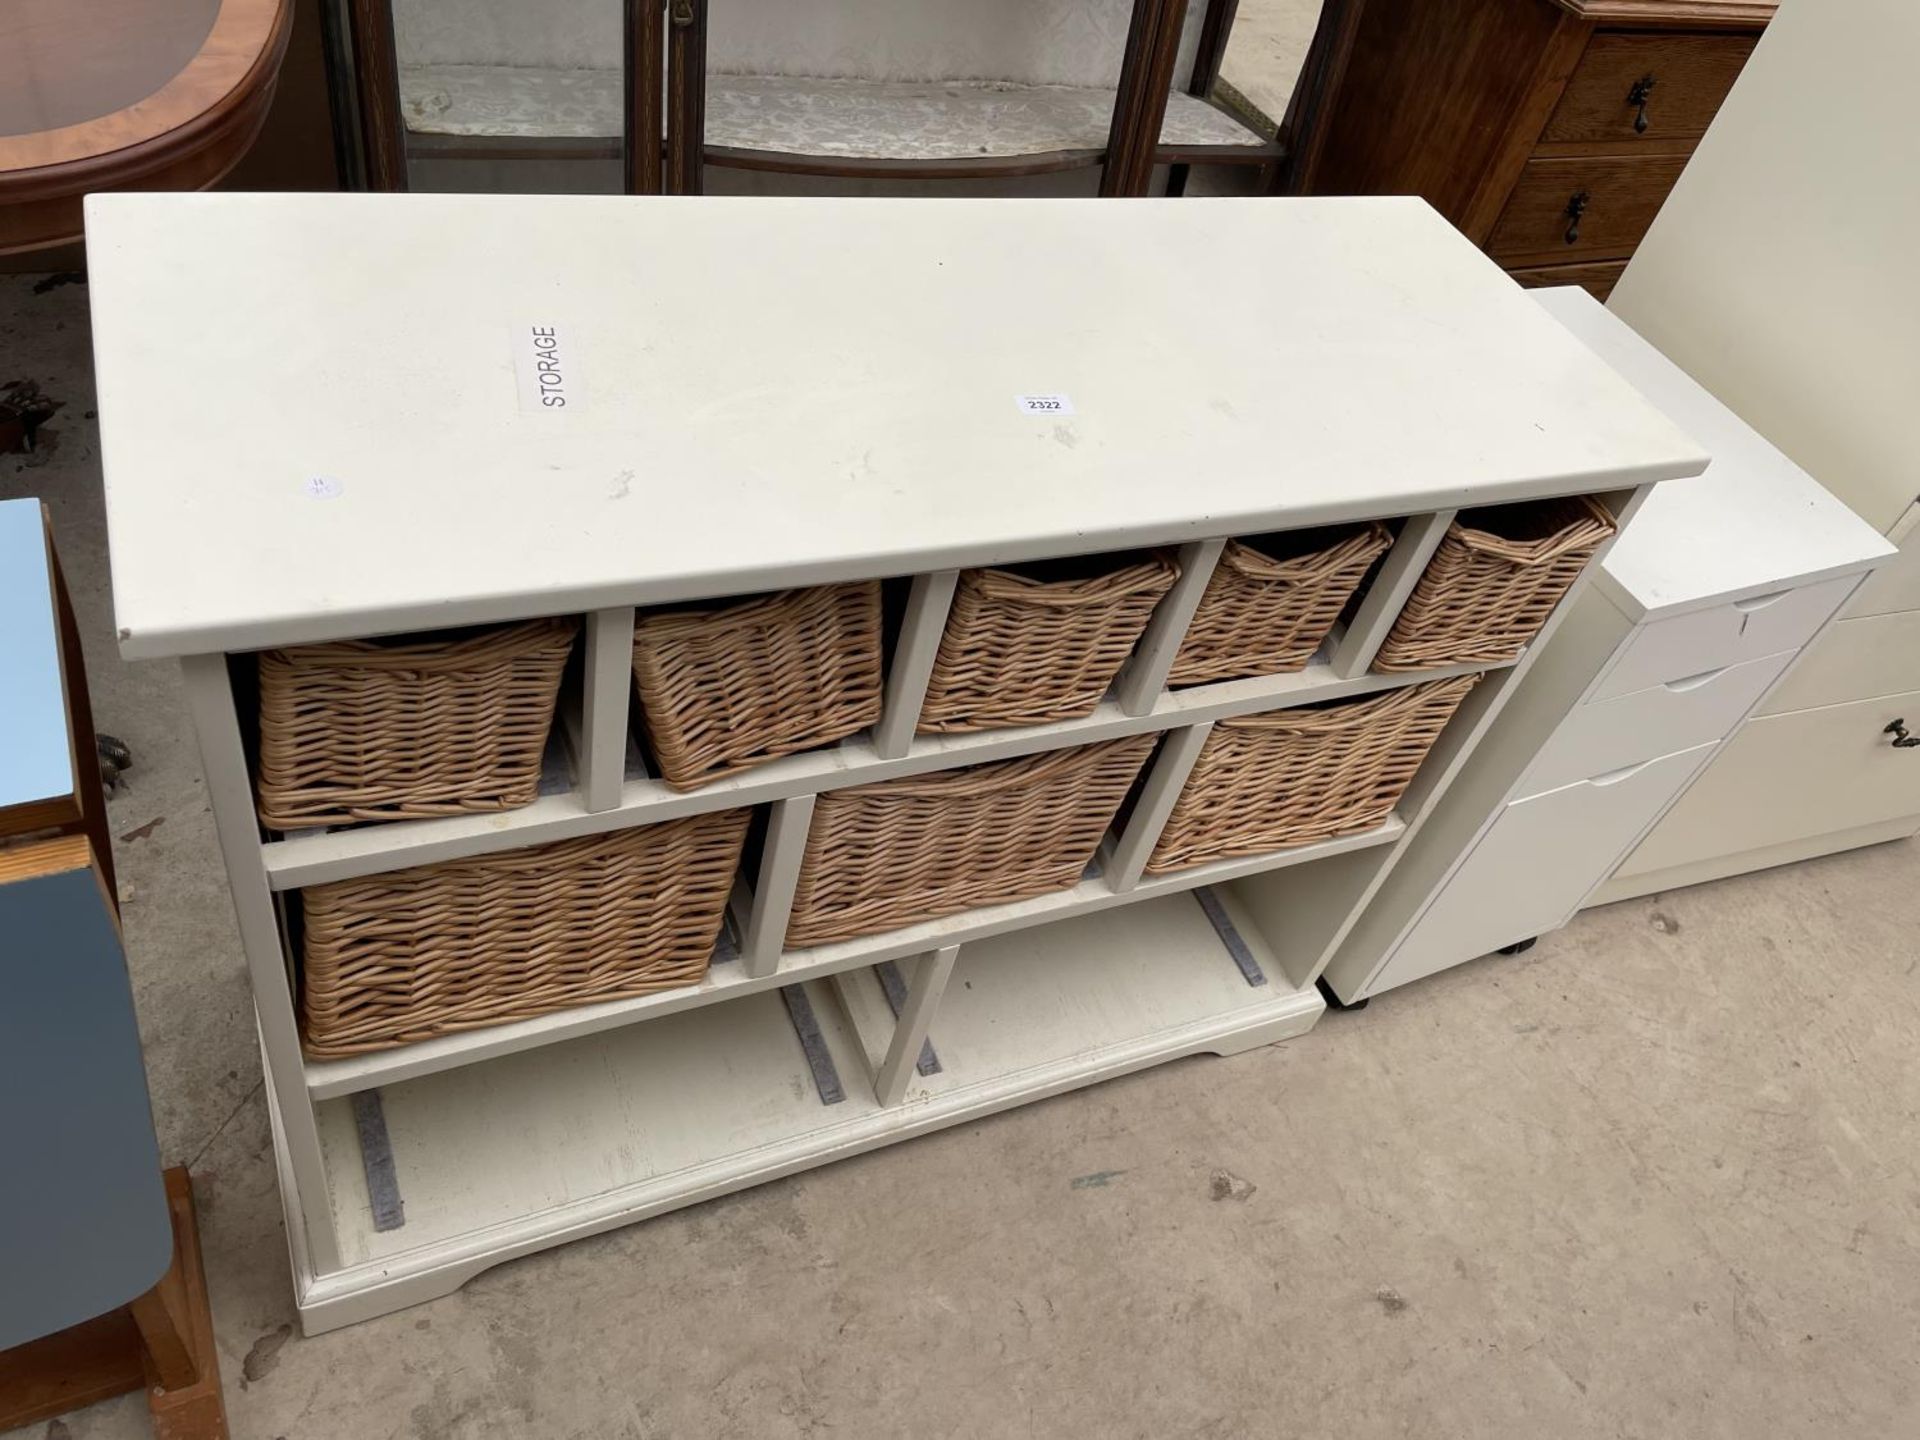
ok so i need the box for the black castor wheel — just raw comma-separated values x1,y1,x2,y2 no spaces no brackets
1496,937,1537,956
1316,977,1369,1011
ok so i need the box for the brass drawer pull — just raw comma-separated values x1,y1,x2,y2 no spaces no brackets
1564,190,1590,246
1628,74,1657,134
1885,718,1920,749
670,0,695,27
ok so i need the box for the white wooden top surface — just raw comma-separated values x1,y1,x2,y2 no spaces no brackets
87,194,1707,659
1534,289,1894,620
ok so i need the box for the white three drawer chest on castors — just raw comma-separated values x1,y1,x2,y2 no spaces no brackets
1313,287,1893,1006
87,193,1705,1330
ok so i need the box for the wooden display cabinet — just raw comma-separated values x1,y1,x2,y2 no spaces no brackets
330,0,1276,196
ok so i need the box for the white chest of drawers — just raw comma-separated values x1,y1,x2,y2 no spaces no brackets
1588,0,1920,899
1318,288,1893,1005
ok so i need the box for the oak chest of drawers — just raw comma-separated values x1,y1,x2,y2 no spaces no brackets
1290,0,1774,299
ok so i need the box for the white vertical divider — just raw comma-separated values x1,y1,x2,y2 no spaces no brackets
872,569,959,760
1114,538,1225,716
1328,510,1456,679
1104,720,1213,893
181,653,342,1273
580,606,636,812
872,944,961,1107
741,792,817,978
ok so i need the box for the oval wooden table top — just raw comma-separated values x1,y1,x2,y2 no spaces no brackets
0,0,292,254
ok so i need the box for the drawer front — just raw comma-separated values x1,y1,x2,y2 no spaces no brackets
1761,610,1920,716
1487,155,1689,264
1543,33,1758,145
1523,648,1791,796
1843,501,1920,619
1595,574,1857,700
1376,743,1716,995
1619,688,1920,878
1508,259,1628,302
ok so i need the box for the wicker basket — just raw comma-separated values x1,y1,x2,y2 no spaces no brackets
1147,675,1479,874
1373,497,1616,671
632,581,883,791
1168,522,1393,686
917,553,1180,734
786,734,1157,947
255,618,579,830
299,809,751,1057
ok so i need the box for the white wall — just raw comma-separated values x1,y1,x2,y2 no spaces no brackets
1608,0,1920,532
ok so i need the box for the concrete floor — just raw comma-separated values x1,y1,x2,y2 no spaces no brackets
7,200,1920,1438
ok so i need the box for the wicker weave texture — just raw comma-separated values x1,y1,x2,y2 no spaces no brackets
1373,496,1616,671
255,618,578,830
299,809,751,1057
1168,523,1393,686
632,582,884,791
916,554,1179,734
786,734,1157,947
1146,675,1479,874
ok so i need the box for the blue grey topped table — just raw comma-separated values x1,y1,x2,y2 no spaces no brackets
0,496,229,1435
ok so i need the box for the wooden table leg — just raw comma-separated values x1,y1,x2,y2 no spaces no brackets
141,1168,229,1440
0,1168,230,1437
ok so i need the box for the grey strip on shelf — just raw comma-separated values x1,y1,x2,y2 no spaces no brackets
1195,886,1267,989
352,1089,407,1232
780,985,845,1105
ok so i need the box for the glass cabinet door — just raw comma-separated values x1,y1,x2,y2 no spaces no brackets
339,0,663,192
658,0,1272,198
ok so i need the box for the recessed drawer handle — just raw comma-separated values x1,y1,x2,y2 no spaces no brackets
1628,74,1657,134
1564,190,1591,246
1588,757,1658,787
1662,666,1731,693
1885,718,1920,749
1734,590,1791,613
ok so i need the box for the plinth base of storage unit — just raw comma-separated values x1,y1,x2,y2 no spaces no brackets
266,893,1323,1333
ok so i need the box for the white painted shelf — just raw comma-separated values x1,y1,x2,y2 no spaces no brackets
299,891,1320,1332
261,638,1494,891
398,64,1265,157
302,813,1403,1101
90,194,1707,1331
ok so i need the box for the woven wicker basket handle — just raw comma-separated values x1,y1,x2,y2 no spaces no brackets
264,617,579,670
1224,672,1479,734
973,557,1179,608
1225,521,1393,582
850,737,1141,800
1452,506,1615,568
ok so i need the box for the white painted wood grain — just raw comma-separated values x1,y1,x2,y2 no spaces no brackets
291,892,1321,1331
263,652,1500,891
302,812,1400,1101
1328,511,1454,679
873,945,959,1107
88,195,1706,659
182,655,341,1273
1105,722,1210,893
873,569,957,760
742,794,816,978
579,607,634,813
1114,539,1223,716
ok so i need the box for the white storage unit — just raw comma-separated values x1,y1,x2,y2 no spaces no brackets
87,193,1704,1331
1595,0,1920,897
1313,288,1892,1005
